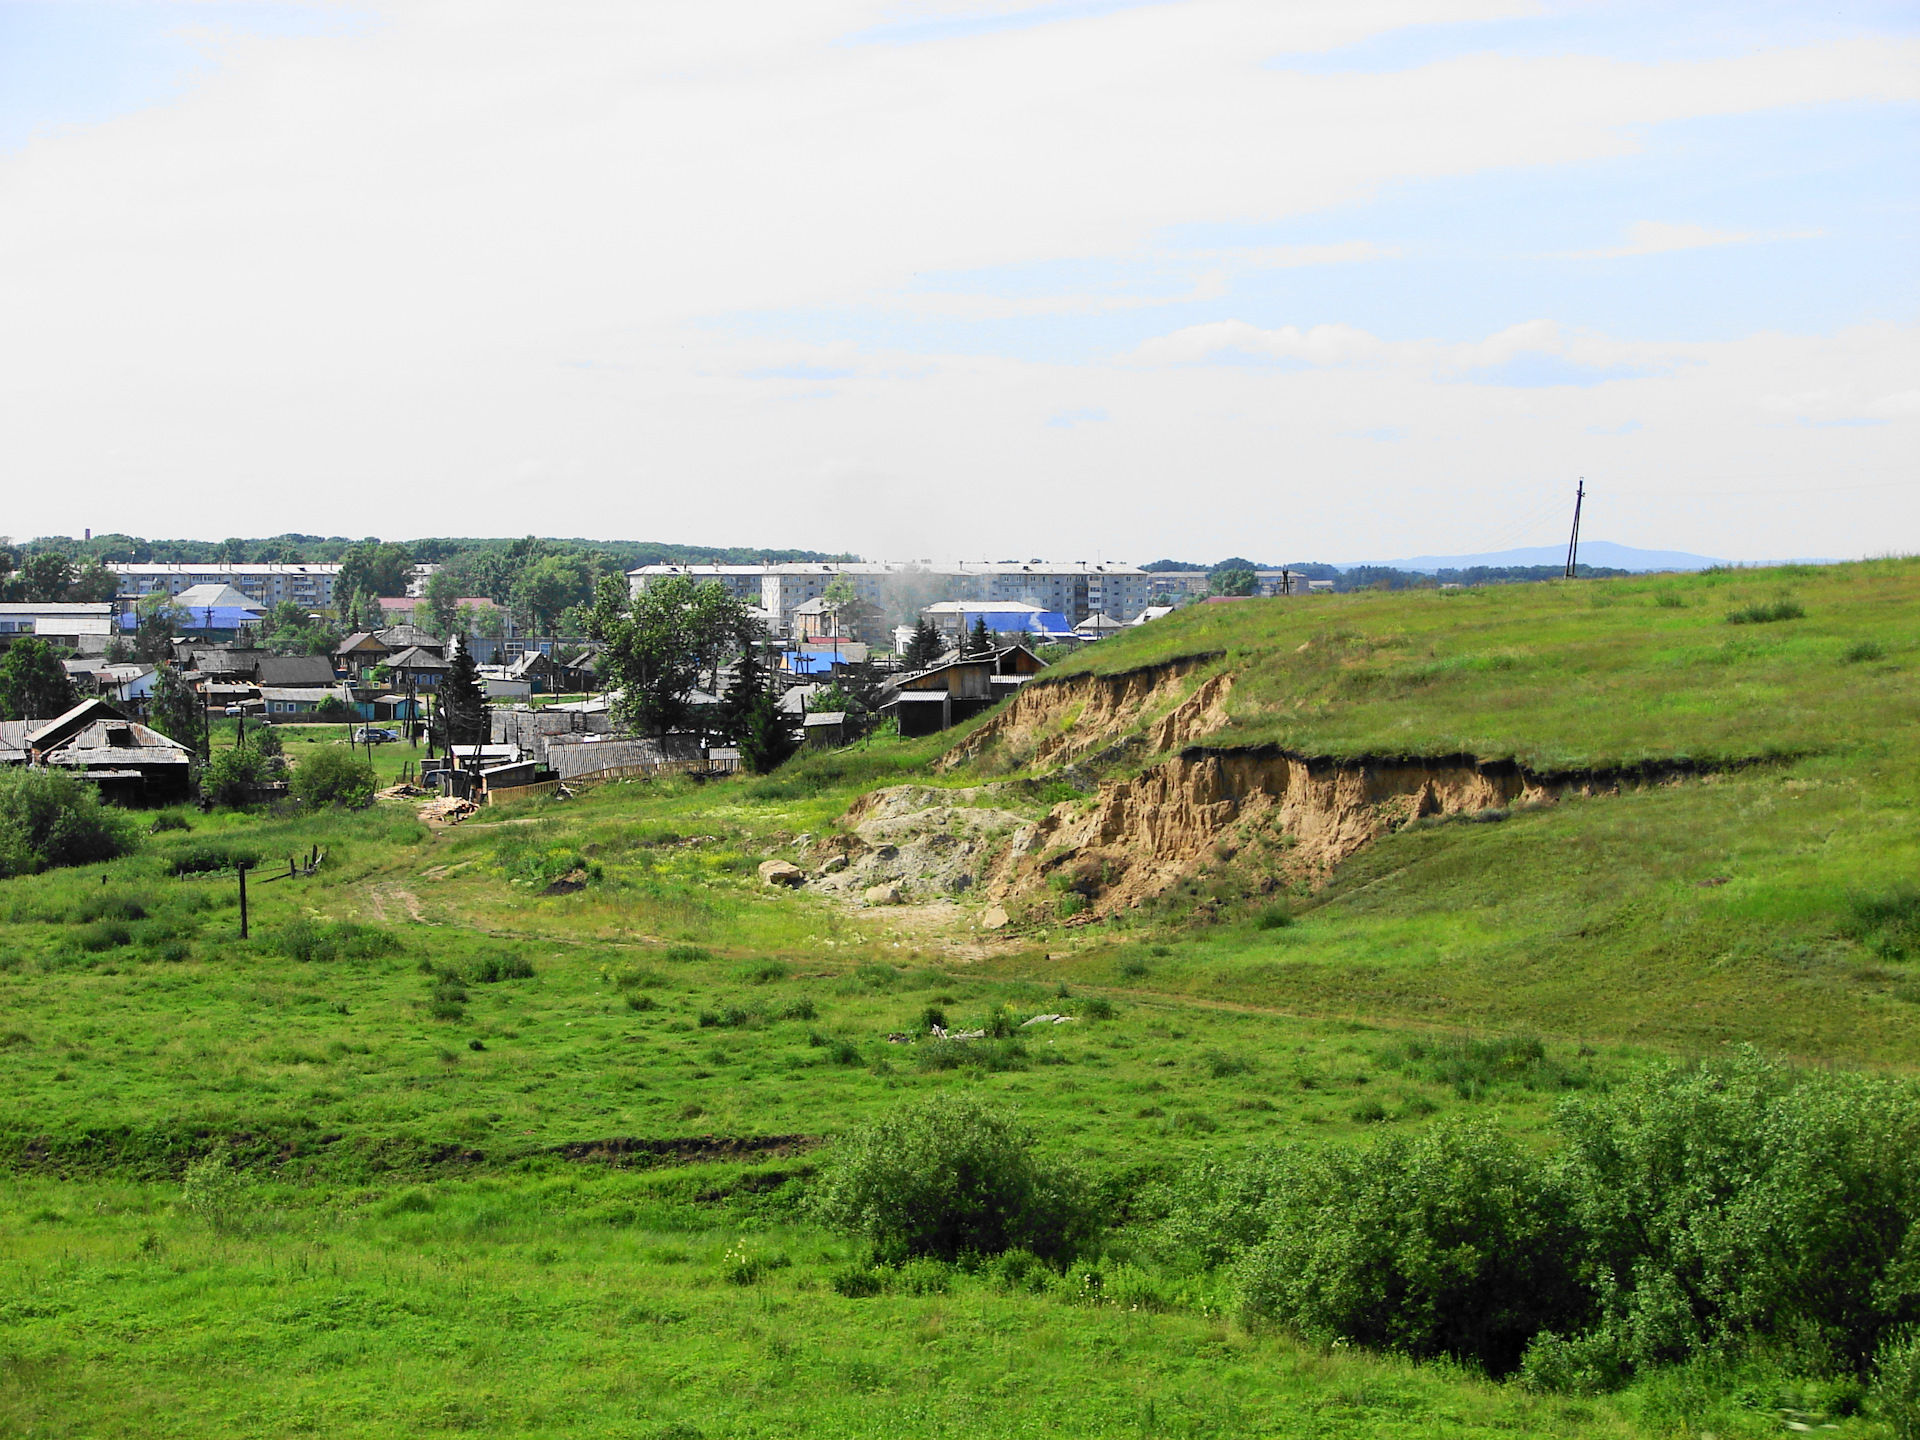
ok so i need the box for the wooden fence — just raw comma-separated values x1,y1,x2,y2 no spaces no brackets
484,779,562,806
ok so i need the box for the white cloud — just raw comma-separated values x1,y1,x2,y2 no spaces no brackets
1561,219,1822,259
0,3,1914,560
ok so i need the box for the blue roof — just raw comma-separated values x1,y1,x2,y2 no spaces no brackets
965,610,1072,637
782,651,839,675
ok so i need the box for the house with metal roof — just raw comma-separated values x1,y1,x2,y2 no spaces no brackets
3,699,193,805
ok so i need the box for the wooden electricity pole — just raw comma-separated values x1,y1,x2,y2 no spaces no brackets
1563,478,1586,579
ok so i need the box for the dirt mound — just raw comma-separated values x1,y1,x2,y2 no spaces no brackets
815,785,1030,904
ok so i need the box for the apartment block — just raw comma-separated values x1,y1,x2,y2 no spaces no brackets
112,563,343,611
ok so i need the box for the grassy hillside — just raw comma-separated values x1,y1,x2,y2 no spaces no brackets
3,559,1918,1437
1039,558,1920,768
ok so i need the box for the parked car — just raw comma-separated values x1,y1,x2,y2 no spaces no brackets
353,727,400,744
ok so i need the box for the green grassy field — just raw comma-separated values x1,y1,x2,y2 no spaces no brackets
4,559,1918,1436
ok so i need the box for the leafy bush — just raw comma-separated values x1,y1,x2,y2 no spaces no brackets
1546,1048,1920,1381
1254,904,1293,930
272,920,400,963
71,893,149,923
169,841,262,875
810,1093,1096,1264
147,811,191,834
1843,639,1888,664
179,1147,251,1233
0,767,142,877
1876,1328,1920,1440
662,944,711,963
1234,1119,1584,1374
1081,996,1117,1021
290,747,377,810
200,745,276,808
77,920,134,952
1727,598,1805,625
469,953,534,982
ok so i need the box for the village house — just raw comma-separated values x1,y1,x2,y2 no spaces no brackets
876,645,1048,737
0,698,193,805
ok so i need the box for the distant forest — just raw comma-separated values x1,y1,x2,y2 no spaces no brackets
1142,555,1634,592
1,535,855,637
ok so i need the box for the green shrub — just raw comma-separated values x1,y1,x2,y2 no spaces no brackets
661,944,711,963
624,993,658,1012
290,747,377,810
810,1093,1097,1264
469,953,534,982
0,767,142,877
200,745,276,808
734,959,789,984
272,920,400,963
780,998,817,1021
1876,1328,1920,1440
179,1147,251,1232
1843,639,1888,664
71,893,149,923
1727,598,1805,625
147,811,191,834
77,920,133,952
1549,1048,1920,1381
1350,1098,1388,1124
169,841,262,876
1081,996,1117,1021
1234,1119,1584,1374
830,1265,886,1298
1254,904,1293,930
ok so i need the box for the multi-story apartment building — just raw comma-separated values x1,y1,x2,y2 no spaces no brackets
111,563,342,612
627,561,1154,629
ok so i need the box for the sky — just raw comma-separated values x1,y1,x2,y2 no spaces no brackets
1,0,1915,565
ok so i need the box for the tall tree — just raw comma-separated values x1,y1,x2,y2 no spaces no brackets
513,552,593,634
722,646,796,773
423,568,460,635
16,552,76,603
440,642,489,748
589,576,757,738
65,561,120,603
967,616,994,657
904,618,943,669
1210,568,1257,597
214,537,250,564
132,593,185,664
149,665,206,759
337,541,414,604
0,638,76,720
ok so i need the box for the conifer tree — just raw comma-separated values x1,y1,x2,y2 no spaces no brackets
968,616,994,657
441,641,489,747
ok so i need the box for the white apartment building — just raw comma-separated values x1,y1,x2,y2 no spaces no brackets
111,563,342,611
628,561,1153,628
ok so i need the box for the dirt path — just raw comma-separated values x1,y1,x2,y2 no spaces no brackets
362,882,426,924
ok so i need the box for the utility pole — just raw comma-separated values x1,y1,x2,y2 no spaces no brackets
1564,478,1586,579
237,862,250,939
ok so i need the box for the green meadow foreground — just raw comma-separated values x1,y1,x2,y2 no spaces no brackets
4,560,1920,1438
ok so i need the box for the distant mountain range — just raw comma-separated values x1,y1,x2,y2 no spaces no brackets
1355,542,1730,573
